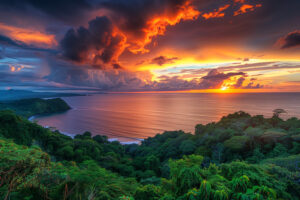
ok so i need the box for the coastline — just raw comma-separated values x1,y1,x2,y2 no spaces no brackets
29,114,143,145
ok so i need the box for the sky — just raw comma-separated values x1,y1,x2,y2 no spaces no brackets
0,0,300,93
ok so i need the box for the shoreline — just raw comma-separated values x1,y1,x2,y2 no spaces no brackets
29,115,143,145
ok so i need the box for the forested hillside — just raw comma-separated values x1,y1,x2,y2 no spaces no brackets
0,98,71,118
0,110,299,199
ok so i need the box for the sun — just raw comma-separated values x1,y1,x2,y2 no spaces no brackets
220,86,228,91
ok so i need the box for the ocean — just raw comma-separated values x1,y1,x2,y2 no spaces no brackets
34,93,300,143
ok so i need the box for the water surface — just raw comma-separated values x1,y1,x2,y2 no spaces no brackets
34,93,300,142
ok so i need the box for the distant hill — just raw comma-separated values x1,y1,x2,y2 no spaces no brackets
0,98,71,117
0,89,82,101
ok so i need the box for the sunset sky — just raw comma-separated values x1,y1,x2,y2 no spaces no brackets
0,0,300,92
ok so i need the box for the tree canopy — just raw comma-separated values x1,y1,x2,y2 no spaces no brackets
0,108,299,199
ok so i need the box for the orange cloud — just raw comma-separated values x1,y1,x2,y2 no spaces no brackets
234,4,262,16
10,66,16,72
0,23,57,48
202,4,230,19
127,1,200,53
10,65,24,72
233,0,245,3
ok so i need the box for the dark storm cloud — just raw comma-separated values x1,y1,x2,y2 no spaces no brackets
59,0,199,66
279,31,300,49
150,56,179,66
60,16,125,66
43,54,153,91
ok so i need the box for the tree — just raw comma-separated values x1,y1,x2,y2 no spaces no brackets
247,148,265,163
145,155,160,173
179,140,196,155
224,136,249,151
273,108,287,118
0,139,51,199
134,185,162,200
211,143,224,164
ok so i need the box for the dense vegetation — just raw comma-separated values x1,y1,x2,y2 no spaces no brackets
0,98,71,117
0,108,299,199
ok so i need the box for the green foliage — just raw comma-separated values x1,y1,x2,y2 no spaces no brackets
0,138,51,199
246,148,265,163
179,140,196,155
0,98,70,118
224,136,249,151
1,110,300,199
267,143,289,158
262,154,300,171
134,184,162,200
230,175,250,193
244,127,264,137
260,129,287,142
0,138,139,200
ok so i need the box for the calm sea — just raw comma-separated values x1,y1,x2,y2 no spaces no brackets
34,93,300,143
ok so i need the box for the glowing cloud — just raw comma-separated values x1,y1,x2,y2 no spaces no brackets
127,0,201,53
0,23,57,48
234,4,262,16
10,65,24,72
202,4,230,19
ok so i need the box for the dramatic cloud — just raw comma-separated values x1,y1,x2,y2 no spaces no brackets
279,31,300,49
59,0,202,67
100,0,200,53
0,0,300,92
60,16,126,67
150,56,179,66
